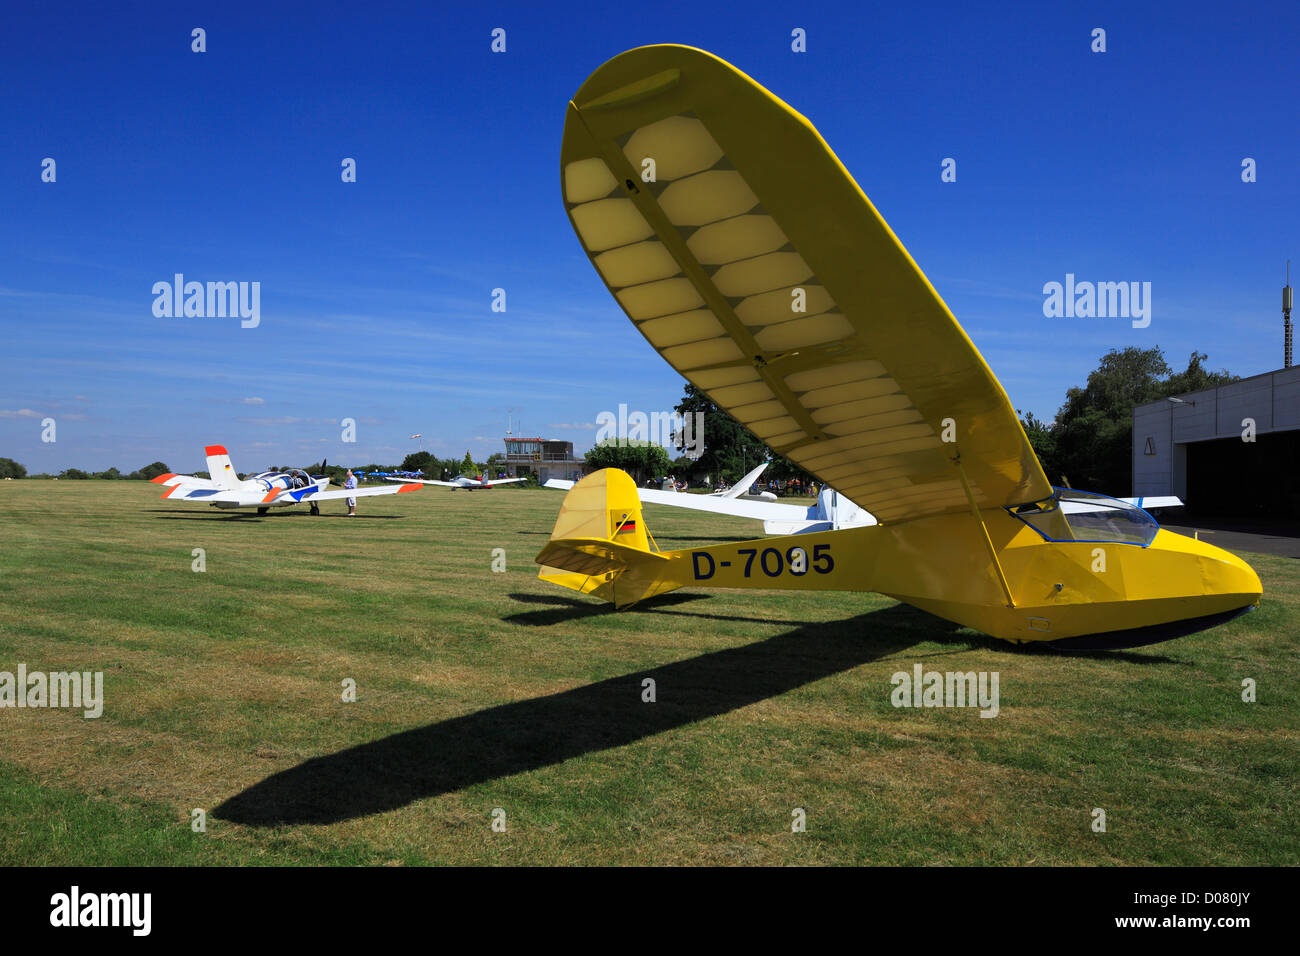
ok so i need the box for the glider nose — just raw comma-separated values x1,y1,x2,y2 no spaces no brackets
1191,536,1263,610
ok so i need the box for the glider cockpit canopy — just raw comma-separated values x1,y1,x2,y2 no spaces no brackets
1009,489,1161,547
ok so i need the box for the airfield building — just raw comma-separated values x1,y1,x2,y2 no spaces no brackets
1132,366,1300,517
502,437,587,484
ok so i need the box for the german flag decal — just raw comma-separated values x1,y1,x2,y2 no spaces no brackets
610,511,637,535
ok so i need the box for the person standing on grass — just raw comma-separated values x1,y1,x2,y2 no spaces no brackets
345,469,357,516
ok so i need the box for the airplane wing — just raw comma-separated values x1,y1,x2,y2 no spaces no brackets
384,478,463,488
1062,495,1183,515
483,478,527,486
544,477,811,523
638,486,811,522
1123,496,1183,511
159,486,249,503
560,45,1053,525
161,483,420,505
288,484,422,502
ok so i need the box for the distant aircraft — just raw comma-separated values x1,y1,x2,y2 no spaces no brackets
153,445,422,515
534,44,1261,649
387,473,526,490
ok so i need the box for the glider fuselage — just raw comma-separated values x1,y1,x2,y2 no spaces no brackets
667,507,1261,647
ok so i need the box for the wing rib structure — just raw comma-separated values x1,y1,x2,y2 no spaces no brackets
561,45,1052,524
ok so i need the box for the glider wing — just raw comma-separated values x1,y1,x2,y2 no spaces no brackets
560,45,1053,524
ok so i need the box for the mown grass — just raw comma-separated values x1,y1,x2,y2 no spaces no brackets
0,480,1295,865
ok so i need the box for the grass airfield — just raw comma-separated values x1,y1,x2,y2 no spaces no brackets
0,479,1295,866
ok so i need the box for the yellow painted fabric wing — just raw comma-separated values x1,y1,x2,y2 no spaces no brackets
561,44,1051,523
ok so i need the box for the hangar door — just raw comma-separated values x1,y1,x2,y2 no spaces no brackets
1186,431,1300,518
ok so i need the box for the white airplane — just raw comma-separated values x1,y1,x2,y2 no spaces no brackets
546,464,1183,537
386,473,526,490
153,445,422,515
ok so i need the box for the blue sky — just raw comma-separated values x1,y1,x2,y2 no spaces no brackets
2,0,1296,474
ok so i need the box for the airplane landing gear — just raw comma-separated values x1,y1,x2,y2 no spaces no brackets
257,507,269,516
309,502,320,516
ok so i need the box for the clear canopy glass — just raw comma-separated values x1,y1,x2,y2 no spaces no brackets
1007,488,1160,547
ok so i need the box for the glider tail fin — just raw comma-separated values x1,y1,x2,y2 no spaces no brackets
204,444,240,490
721,461,768,498
535,468,680,608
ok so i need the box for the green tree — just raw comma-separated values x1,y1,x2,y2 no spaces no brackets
1051,346,1170,492
1017,410,1058,482
1159,350,1237,397
1048,347,1237,494
673,383,817,490
459,451,476,475
674,383,770,484
584,438,671,486
127,461,170,481
60,468,90,480
306,461,347,482
0,457,27,479
401,451,434,475
93,467,121,480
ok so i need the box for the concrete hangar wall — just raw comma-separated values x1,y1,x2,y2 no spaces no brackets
1133,367,1300,517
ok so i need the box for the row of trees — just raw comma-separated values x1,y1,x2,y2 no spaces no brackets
391,451,507,481
0,458,172,481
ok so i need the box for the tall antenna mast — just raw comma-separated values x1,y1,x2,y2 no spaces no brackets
1285,260,1294,369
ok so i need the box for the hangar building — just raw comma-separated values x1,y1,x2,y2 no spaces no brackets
1132,367,1300,517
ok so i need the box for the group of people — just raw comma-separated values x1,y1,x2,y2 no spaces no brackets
650,474,817,497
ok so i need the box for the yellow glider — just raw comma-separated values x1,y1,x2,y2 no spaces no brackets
539,44,1261,649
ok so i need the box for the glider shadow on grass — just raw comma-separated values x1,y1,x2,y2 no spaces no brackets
216,603,950,826
215,599,1177,827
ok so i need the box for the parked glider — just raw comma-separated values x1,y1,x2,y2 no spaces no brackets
535,44,1261,648
154,445,421,514
387,474,526,489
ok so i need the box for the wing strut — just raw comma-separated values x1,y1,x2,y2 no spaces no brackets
953,455,1016,609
